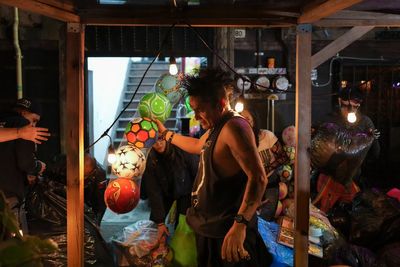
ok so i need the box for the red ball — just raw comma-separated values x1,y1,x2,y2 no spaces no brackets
104,178,140,214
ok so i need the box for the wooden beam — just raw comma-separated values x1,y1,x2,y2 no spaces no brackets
315,19,400,27
298,0,363,24
0,0,79,22
327,10,400,20
311,26,374,68
79,5,298,27
36,0,75,12
294,23,312,267
66,23,85,267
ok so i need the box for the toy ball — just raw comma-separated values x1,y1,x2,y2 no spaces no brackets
278,165,293,182
125,117,158,149
184,95,193,113
104,178,140,214
283,146,295,165
278,182,288,200
112,145,146,179
275,200,283,218
155,73,185,106
138,93,172,123
187,111,201,137
282,125,296,147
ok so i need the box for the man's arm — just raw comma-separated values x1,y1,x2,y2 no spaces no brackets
155,119,208,154
0,125,50,144
221,118,268,262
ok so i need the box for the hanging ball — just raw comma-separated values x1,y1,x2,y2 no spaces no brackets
283,146,296,165
278,164,293,182
104,178,140,214
184,95,193,113
275,200,283,218
112,145,146,179
138,92,172,123
282,125,296,147
155,73,185,106
125,117,158,149
278,182,288,200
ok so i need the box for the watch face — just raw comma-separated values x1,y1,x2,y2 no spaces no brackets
275,76,289,91
236,75,251,92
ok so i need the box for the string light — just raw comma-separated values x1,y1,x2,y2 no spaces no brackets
235,95,245,112
347,112,357,123
106,134,116,164
169,56,178,75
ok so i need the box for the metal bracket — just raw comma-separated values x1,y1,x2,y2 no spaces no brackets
297,24,312,33
67,23,81,33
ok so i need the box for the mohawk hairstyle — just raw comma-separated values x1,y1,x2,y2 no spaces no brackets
182,67,234,107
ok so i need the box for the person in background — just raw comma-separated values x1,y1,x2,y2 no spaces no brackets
45,152,108,225
240,108,288,182
0,98,46,233
156,68,272,266
0,124,50,144
141,138,199,242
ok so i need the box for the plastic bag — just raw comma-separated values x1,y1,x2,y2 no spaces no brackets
169,214,197,267
122,220,159,258
350,189,400,250
258,217,293,266
310,122,374,185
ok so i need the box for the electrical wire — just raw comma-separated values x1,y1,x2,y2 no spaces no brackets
186,23,295,94
312,55,387,88
85,23,176,151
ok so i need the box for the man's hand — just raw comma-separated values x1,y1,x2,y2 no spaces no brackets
154,119,167,134
19,125,50,144
221,223,250,263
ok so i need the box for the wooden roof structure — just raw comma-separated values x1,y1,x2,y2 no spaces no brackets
1,0,399,266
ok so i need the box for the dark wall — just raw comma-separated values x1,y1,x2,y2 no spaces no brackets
0,41,61,163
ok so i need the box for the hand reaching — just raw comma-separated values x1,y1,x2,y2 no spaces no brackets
154,119,167,135
19,125,50,144
157,223,169,244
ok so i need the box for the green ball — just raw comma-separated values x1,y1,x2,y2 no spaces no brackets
138,92,172,123
184,95,193,113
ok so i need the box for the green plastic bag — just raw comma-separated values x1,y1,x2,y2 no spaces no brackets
169,214,197,267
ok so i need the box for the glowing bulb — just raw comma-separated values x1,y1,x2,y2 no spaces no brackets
235,102,244,112
347,112,357,123
169,56,178,75
107,145,117,164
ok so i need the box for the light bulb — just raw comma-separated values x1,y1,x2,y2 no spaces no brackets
235,101,244,113
347,112,357,123
107,145,117,164
169,56,178,75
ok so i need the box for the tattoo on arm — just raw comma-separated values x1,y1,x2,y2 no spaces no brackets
243,180,259,213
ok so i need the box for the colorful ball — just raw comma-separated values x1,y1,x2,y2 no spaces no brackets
278,165,293,182
112,145,146,179
275,200,283,218
187,111,200,137
125,117,158,149
184,95,193,113
282,125,296,147
104,178,140,214
155,73,185,105
283,146,295,165
278,182,288,200
138,93,172,123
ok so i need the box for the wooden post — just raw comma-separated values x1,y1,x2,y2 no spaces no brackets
66,22,85,267
294,24,311,267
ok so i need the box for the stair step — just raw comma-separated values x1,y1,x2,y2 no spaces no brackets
127,82,156,86
129,70,168,77
128,76,159,84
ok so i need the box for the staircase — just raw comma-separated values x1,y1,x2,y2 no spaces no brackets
112,59,180,149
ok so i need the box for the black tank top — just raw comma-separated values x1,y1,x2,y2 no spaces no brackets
186,111,255,238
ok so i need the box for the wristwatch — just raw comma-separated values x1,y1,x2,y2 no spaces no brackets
234,214,249,226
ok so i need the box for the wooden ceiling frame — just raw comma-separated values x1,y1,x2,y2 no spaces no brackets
0,0,79,22
298,0,364,24
2,1,400,267
316,10,400,27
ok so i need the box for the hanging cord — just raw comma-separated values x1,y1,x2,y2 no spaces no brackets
185,23,295,93
85,23,176,151
312,55,387,88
